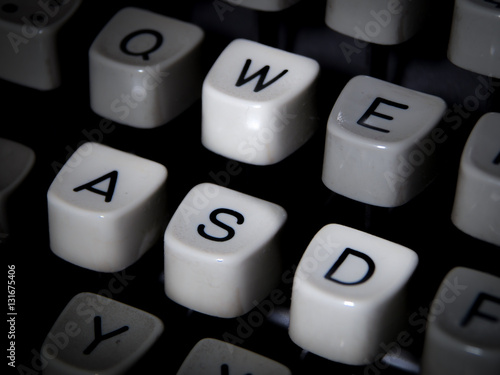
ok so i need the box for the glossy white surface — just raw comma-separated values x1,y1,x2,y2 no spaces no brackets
451,112,500,246
0,0,81,90
41,292,164,375
288,224,418,365
322,75,447,207
164,182,287,318
89,7,204,128
324,0,428,45
177,338,291,375
421,267,500,375
47,142,167,272
0,138,35,234
202,38,320,165
447,0,500,78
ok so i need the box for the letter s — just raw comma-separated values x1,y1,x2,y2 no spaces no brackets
197,208,244,242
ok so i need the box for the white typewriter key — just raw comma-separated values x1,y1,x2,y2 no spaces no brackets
89,7,204,128
451,112,500,246
41,292,164,375
288,224,418,365
164,182,287,318
47,142,167,272
324,0,428,45
421,267,500,375
322,75,447,207
447,0,500,78
232,0,301,11
202,38,320,165
0,138,35,235
177,338,291,375
0,0,81,90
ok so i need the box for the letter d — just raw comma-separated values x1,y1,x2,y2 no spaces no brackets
324,248,375,285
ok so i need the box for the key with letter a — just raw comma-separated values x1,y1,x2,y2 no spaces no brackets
47,142,167,272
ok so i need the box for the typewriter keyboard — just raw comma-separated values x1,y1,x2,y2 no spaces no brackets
2,1,499,374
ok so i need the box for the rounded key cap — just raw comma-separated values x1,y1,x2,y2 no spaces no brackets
451,112,500,246
164,183,287,318
289,224,418,365
447,0,500,78
89,7,204,128
0,0,81,90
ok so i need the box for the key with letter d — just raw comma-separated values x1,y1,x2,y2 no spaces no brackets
289,224,418,365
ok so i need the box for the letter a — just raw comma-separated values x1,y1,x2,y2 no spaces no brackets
73,171,118,202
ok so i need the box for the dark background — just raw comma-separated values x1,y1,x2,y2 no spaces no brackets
2,1,499,374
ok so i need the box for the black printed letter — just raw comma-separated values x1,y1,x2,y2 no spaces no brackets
197,208,244,242
461,292,500,327
83,316,129,355
357,97,409,133
324,248,375,285
235,59,288,92
73,170,118,203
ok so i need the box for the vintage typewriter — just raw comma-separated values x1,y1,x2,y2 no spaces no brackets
2,0,499,374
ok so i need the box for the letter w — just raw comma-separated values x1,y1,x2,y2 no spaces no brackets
235,59,288,92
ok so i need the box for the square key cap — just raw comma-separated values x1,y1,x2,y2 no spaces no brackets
321,75,447,207
0,0,81,90
177,338,291,375
47,142,167,272
325,0,428,45
89,7,204,128
202,38,320,165
40,292,164,375
164,183,287,318
447,0,500,78
421,267,500,375
451,112,500,246
288,224,418,365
